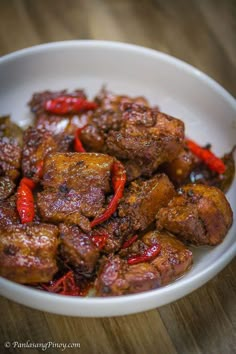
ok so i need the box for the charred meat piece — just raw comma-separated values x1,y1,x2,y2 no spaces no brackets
156,184,233,245
0,223,59,283
0,116,23,181
94,216,133,254
95,230,192,296
0,137,22,181
95,255,160,296
105,104,184,175
79,90,150,153
0,115,23,146
118,173,175,231
22,127,72,180
37,153,114,232
0,195,20,227
80,110,121,153
142,231,193,285
89,174,175,254
94,87,150,112
0,177,15,201
59,224,100,277
29,90,88,134
78,86,150,153
161,147,197,186
59,217,133,277
81,103,185,180
38,186,106,232
41,152,114,192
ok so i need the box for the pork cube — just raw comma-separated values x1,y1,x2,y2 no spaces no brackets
37,153,114,231
95,255,160,296
0,177,15,201
22,127,72,180
118,173,175,231
156,184,233,245
0,137,21,180
42,152,114,192
95,230,192,296
59,224,100,276
0,196,20,227
105,104,185,176
0,223,59,283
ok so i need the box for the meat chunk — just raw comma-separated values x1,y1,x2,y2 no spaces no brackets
38,187,106,232
0,115,23,146
142,231,193,285
80,110,121,153
59,224,100,276
79,90,149,153
22,127,72,180
0,195,20,227
94,87,150,112
0,116,23,181
95,230,192,296
86,174,175,254
0,223,59,283
106,104,184,172
41,152,114,191
161,147,197,186
94,216,133,254
58,216,133,276
156,184,233,245
0,177,15,201
118,174,175,231
37,153,114,231
95,255,160,296
0,137,21,180
81,103,184,179
29,90,88,134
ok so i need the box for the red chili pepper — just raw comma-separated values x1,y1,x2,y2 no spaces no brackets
90,161,126,228
16,160,44,223
122,234,138,249
74,126,87,152
40,271,81,296
44,96,98,115
127,244,161,265
16,178,35,223
91,233,109,250
186,138,226,174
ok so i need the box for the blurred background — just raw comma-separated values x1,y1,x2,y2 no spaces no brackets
0,0,235,96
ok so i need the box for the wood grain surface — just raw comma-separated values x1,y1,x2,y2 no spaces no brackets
0,1,235,353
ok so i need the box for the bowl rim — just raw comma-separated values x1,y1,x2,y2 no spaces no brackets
0,39,235,103
0,40,235,315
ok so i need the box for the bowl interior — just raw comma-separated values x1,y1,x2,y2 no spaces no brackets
0,41,235,317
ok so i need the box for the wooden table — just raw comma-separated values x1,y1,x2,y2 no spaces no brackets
0,1,235,353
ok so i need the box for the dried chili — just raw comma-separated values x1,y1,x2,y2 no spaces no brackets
91,233,109,250
122,235,138,249
74,126,86,152
16,178,35,223
127,244,161,265
186,138,226,174
16,161,44,224
44,96,98,115
90,161,126,228
40,271,81,296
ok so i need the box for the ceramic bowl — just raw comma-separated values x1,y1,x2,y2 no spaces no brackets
0,41,235,317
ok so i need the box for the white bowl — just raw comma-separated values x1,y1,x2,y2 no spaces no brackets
0,40,235,317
